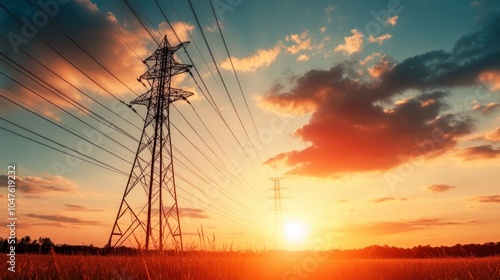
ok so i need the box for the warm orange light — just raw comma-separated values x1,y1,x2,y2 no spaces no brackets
479,71,500,91
284,220,308,242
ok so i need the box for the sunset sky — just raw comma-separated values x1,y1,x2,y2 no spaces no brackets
1,0,499,251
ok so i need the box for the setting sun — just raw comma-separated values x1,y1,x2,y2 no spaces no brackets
284,220,308,242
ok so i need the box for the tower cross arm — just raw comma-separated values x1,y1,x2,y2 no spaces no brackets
169,88,194,103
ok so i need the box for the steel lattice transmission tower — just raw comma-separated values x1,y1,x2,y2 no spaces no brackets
269,177,287,250
108,36,192,251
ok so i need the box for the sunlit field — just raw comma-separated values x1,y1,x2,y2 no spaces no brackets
1,253,500,279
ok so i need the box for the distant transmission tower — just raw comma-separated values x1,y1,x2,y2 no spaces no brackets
269,177,287,250
108,36,192,251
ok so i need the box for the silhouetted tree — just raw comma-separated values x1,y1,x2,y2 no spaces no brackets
0,237,5,253
3,235,500,257
39,237,54,254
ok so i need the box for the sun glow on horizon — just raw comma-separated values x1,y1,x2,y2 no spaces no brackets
284,220,308,243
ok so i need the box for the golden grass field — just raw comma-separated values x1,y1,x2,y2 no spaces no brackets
1,253,500,279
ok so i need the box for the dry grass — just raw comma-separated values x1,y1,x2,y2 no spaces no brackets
1,253,499,279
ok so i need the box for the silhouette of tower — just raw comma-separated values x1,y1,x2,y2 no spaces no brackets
269,177,286,250
108,36,192,251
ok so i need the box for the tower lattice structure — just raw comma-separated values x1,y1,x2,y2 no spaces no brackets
108,36,192,251
270,177,286,250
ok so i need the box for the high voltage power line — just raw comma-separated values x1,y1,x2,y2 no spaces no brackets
155,0,273,185
0,0,283,246
116,0,274,189
0,52,139,142
0,92,133,163
187,0,272,181
208,0,272,163
0,117,128,177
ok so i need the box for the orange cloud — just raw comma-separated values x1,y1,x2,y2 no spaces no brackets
262,14,500,177
472,102,500,114
297,54,310,62
425,184,457,193
336,218,477,237
466,195,500,203
0,173,78,194
468,127,500,144
483,103,500,114
158,21,195,45
0,0,195,115
285,31,313,54
25,213,104,226
257,96,318,115
486,128,500,142
368,34,392,44
360,52,382,65
478,71,500,91
387,15,399,26
458,145,500,160
262,63,472,177
179,207,209,219
258,76,337,115
65,204,103,212
370,197,408,203
220,44,282,72
368,60,395,78
334,29,364,55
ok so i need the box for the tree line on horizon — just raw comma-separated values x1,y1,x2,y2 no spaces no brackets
1,236,499,258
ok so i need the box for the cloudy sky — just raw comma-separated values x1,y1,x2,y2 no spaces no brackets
0,0,499,250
